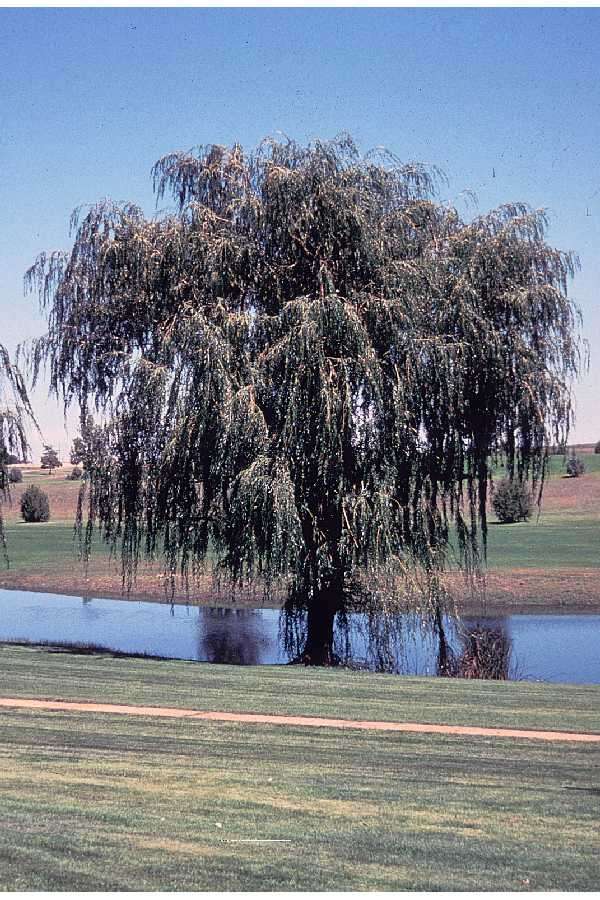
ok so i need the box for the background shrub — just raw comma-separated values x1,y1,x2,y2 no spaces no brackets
492,478,532,524
20,485,50,523
66,466,82,481
566,454,585,477
8,467,23,484
594,441,600,455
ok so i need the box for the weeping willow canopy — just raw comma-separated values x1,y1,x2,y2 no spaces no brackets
27,135,581,661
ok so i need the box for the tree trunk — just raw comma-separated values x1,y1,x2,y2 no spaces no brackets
298,581,343,666
435,605,454,677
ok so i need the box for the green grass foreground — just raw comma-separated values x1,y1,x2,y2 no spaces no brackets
0,647,598,890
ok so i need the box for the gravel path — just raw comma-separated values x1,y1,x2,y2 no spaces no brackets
1,697,599,742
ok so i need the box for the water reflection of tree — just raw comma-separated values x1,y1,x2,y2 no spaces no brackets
281,601,445,674
196,607,274,666
282,604,374,668
281,604,513,679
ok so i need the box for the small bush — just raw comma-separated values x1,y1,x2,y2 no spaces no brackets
20,485,50,523
566,454,585,477
595,441,600,455
456,624,511,680
492,478,532,524
66,466,82,481
8,467,23,484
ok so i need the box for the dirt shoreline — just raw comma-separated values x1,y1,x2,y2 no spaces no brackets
0,567,599,614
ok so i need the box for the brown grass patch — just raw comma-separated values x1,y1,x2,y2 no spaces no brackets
132,836,229,857
447,566,600,611
536,470,600,514
0,557,278,607
4,466,81,523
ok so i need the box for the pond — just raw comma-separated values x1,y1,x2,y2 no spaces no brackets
0,588,599,684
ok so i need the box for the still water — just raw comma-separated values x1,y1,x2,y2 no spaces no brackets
0,588,598,684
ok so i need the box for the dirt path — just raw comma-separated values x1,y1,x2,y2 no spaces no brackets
1,697,599,743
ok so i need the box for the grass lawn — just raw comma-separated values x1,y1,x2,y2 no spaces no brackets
482,516,599,569
0,647,598,891
471,453,600,570
3,645,600,732
1,523,94,570
491,448,600,479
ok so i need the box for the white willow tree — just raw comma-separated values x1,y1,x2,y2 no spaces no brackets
28,136,581,663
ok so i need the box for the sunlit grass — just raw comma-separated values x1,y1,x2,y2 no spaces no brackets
0,647,598,891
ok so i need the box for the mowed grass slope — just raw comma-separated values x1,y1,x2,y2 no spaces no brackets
0,647,598,891
2,710,598,891
1,466,111,574
484,448,600,569
3,645,600,732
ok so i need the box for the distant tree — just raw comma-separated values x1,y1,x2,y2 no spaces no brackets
40,444,62,475
492,478,533,524
566,453,585,477
70,437,85,466
20,485,50,523
28,135,583,664
8,467,23,484
66,465,82,481
594,441,600,455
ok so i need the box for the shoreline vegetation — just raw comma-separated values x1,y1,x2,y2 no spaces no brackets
0,447,598,614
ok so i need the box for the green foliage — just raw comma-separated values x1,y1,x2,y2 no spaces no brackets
28,134,582,658
70,436,85,465
595,441,600,454
20,484,50,523
66,465,83,481
40,444,62,473
492,478,533,524
566,453,585,477
8,467,22,484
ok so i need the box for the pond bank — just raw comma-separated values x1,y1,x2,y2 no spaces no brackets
2,643,599,730
1,566,599,614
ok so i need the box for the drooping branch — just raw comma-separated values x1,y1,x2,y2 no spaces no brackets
0,342,36,559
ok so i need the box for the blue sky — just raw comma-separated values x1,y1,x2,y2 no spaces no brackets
1,7,598,459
